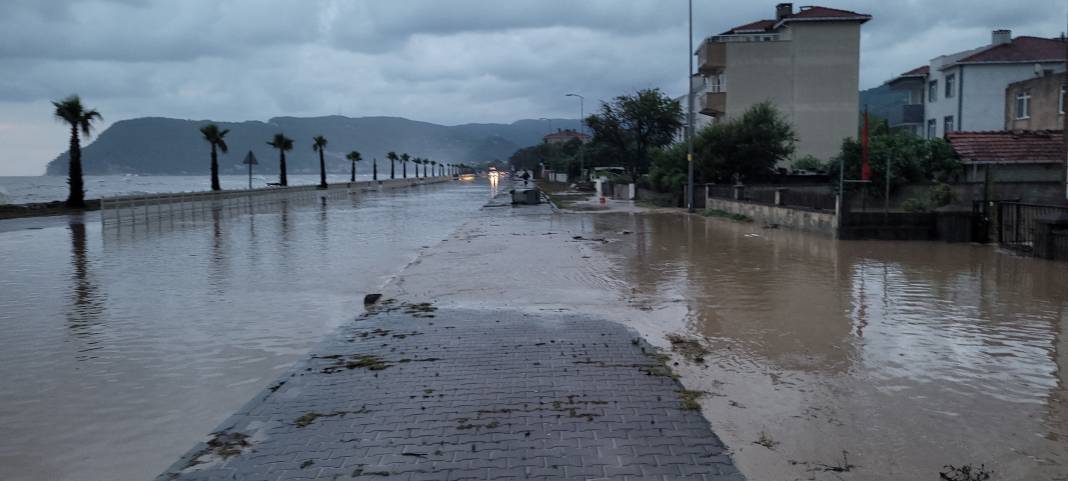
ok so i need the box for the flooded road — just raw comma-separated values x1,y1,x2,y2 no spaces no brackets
591,213,1068,481
0,180,488,481
394,199,1068,481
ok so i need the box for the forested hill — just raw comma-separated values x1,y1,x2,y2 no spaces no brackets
45,116,580,175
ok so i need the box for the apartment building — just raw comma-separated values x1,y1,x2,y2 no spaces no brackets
695,3,871,162
889,31,1065,139
1005,71,1065,130
885,66,929,136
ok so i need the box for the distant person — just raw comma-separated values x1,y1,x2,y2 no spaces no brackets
521,171,530,186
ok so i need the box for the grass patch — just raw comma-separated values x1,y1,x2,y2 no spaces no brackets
665,334,710,363
702,208,753,223
678,390,705,411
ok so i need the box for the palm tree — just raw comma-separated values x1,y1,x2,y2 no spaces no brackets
372,157,378,181
53,95,102,208
431,160,438,177
312,135,328,188
422,159,428,178
200,123,230,191
412,158,421,179
267,133,293,186
387,151,398,179
346,151,362,182
401,153,410,179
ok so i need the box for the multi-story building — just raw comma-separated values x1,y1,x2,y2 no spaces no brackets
695,3,871,162
1005,71,1065,130
889,31,1065,139
542,129,590,145
885,66,929,136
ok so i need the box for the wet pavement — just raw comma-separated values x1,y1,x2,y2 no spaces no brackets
156,306,741,481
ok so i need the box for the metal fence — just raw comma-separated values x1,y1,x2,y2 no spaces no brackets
100,178,444,228
705,184,836,212
997,202,1068,257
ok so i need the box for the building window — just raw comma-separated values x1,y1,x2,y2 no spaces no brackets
1015,91,1031,119
1060,84,1065,114
928,80,938,102
927,119,937,139
709,74,724,93
943,115,954,134
945,74,955,98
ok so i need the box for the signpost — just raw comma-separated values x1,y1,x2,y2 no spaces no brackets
242,150,258,190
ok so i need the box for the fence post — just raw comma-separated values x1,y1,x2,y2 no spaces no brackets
1014,203,1021,243
774,188,786,206
733,185,745,201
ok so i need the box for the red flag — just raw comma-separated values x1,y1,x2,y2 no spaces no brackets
861,108,872,181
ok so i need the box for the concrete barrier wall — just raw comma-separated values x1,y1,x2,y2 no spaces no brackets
705,197,838,236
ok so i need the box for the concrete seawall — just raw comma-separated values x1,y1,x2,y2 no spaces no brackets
705,197,838,236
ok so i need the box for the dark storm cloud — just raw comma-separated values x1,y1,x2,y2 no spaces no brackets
1,0,1066,174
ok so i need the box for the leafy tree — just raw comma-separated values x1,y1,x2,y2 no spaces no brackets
401,153,410,178
584,88,683,184
312,135,328,188
828,129,961,195
387,151,398,179
346,151,362,182
696,101,796,184
791,155,825,173
648,142,689,194
267,133,294,186
53,95,102,207
200,123,230,191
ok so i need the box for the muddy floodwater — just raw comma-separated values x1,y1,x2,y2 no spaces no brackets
589,213,1068,481
2,178,1066,481
0,181,489,481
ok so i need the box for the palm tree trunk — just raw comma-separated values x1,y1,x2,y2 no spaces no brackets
403,162,407,179
391,160,395,179
210,144,221,191
373,159,378,181
279,151,288,186
351,160,355,182
319,150,327,188
66,124,85,208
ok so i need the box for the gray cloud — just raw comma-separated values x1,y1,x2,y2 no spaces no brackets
1,0,1066,175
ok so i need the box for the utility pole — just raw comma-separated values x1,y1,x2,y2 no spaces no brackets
686,0,696,213
566,93,585,180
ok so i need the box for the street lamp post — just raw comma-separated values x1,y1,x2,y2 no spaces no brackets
565,93,585,180
686,0,696,213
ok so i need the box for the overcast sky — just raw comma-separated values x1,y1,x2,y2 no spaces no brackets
1,0,1065,175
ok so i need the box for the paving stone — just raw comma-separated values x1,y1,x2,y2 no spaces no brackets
152,308,740,480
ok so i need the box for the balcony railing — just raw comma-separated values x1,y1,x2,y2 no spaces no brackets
697,41,726,74
700,92,726,116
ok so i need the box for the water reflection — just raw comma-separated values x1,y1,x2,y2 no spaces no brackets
67,217,105,343
591,212,1068,480
0,180,489,481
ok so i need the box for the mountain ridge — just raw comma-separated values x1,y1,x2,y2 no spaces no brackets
45,115,581,175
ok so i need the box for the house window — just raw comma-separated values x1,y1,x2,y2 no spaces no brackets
927,119,937,139
945,74,955,98
928,80,938,102
1060,84,1065,114
1015,91,1031,119
943,115,954,134
709,74,724,93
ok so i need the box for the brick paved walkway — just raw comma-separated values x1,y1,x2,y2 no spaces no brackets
155,303,741,481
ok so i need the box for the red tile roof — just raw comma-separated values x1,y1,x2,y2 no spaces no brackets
955,36,1067,64
723,19,777,34
543,130,590,142
720,5,870,35
902,65,930,76
947,131,1065,163
784,6,871,21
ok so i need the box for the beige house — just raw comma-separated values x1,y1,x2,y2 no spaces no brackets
1005,71,1065,131
696,3,870,163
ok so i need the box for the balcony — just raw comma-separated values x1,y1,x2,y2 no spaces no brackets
901,104,924,124
700,92,726,116
697,41,726,75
